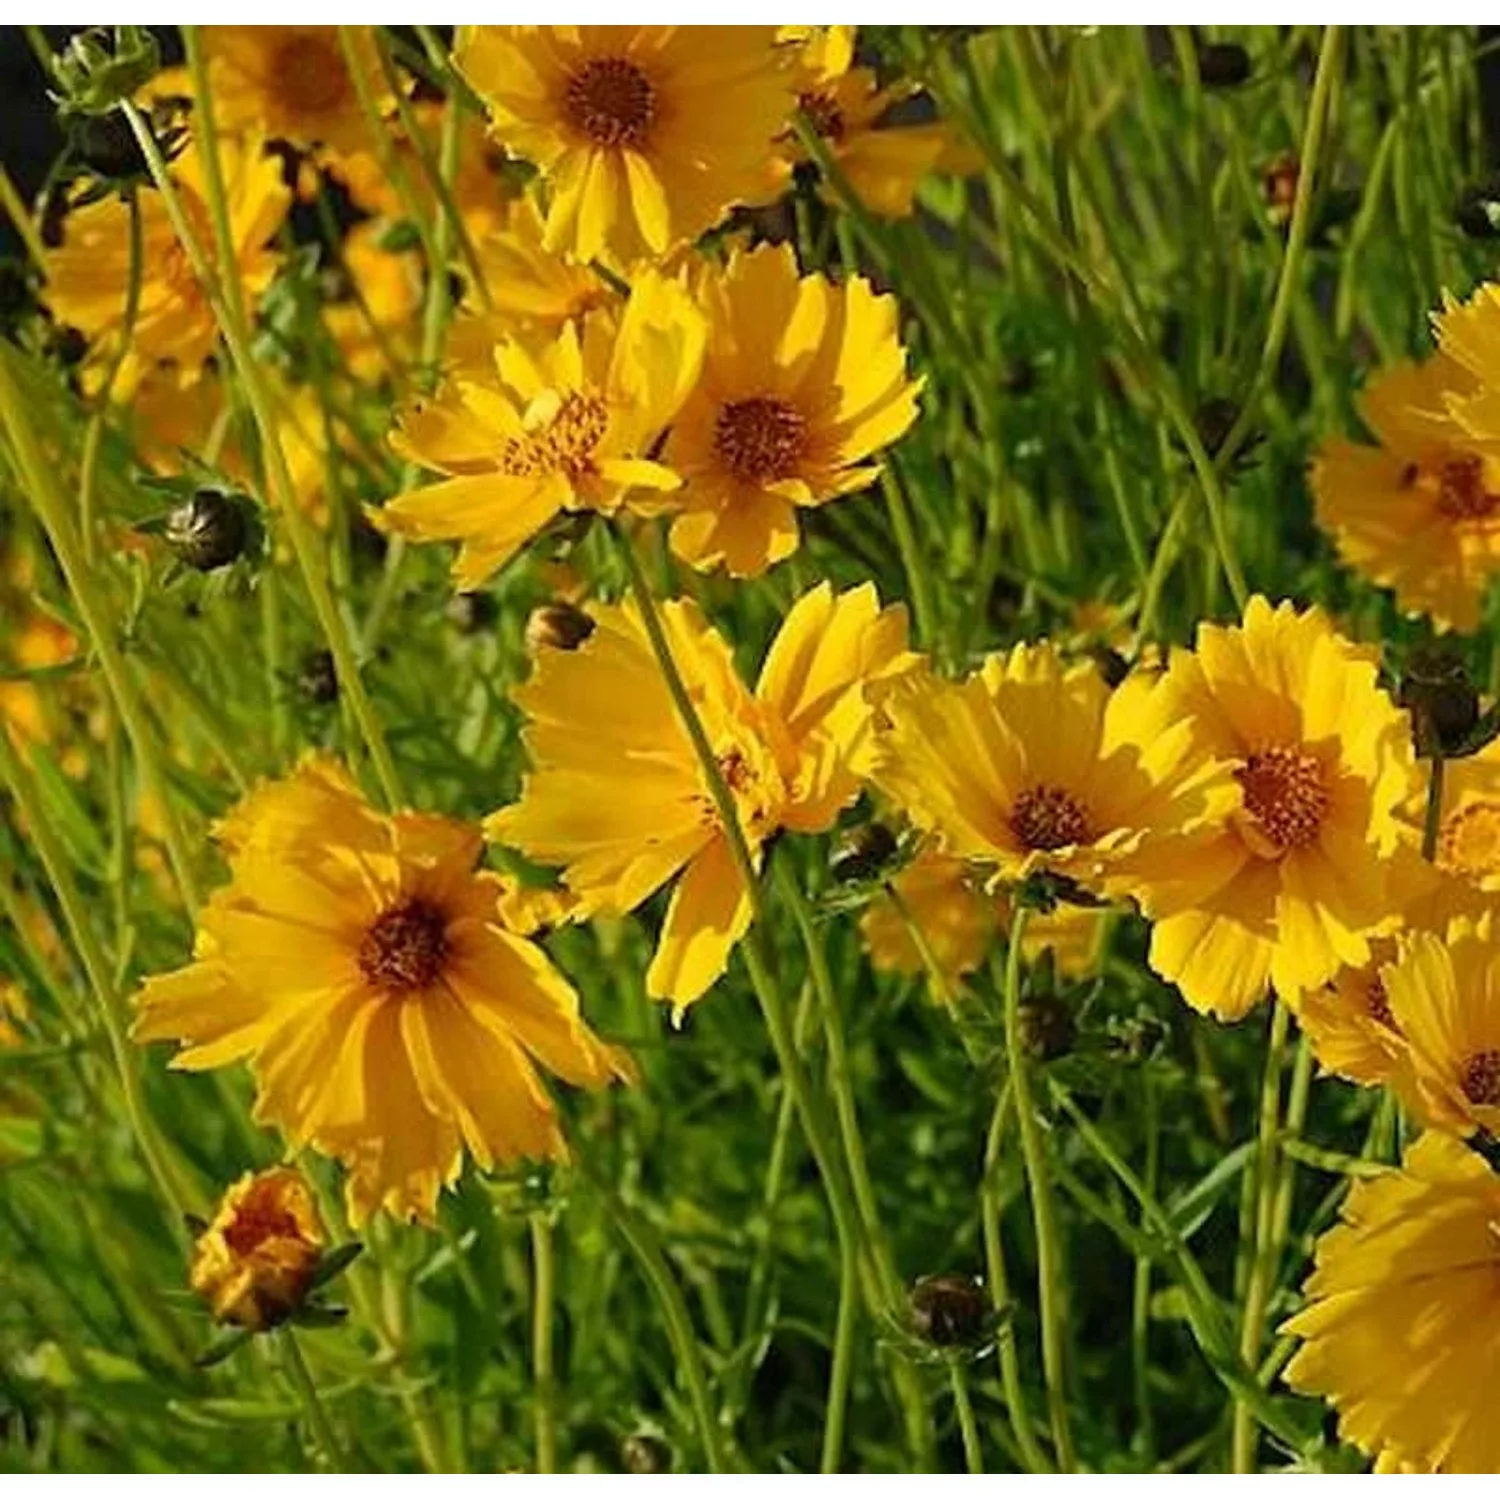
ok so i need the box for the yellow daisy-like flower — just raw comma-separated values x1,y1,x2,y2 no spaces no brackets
1287,940,1401,1088
1310,353,1500,632
871,643,1225,899
134,756,627,1224
784,26,980,219
201,26,386,155
189,1168,324,1332
377,270,705,589
1281,1130,1500,1473
455,26,797,264
490,581,914,1010
1141,597,1414,1021
1379,924,1500,1136
661,243,922,576
1433,280,1500,451
43,134,289,396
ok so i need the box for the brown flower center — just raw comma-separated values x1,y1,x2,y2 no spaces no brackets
359,898,449,994
1235,745,1328,851
1009,784,1093,852
496,392,609,479
1437,800,1500,882
273,35,349,115
714,397,808,485
1459,1048,1500,1106
800,89,846,142
1365,974,1396,1031
564,57,656,147
1436,457,1500,521
223,1192,302,1257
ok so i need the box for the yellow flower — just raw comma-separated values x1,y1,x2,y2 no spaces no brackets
201,26,386,155
377,271,705,588
1378,924,1500,1136
1287,941,1402,1088
1433,280,1500,451
661,243,922,576
1,613,80,756
455,26,797,263
323,222,421,383
872,644,1224,899
1310,354,1500,632
134,756,627,1223
1141,598,1413,1021
1281,1130,1500,1473
490,581,914,1010
783,26,981,218
43,134,289,396
189,1168,324,1331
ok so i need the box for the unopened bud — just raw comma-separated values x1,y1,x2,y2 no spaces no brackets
446,591,498,635
526,601,594,654
1399,645,1480,758
1196,41,1251,89
67,111,149,183
1262,153,1299,230
620,1434,671,1474
1017,994,1076,1062
830,821,898,883
51,26,161,117
1457,180,1500,241
165,489,251,572
299,649,338,705
909,1274,988,1349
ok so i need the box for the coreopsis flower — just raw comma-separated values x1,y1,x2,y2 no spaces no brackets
1140,598,1414,1021
134,755,628,1223
662,243,922,576
1310,354,1500,632
43,134,290,396
465,199,614,337
490,581,915,1009
1378,924,1500,1135
454,26,797,263
1397,733,1500,933
200,26,386,155
189,1168,324,1331
376,270,705,588
871,643,1226,900
783,26,981,218
1281,1130,1500,1473
1434,280,1500,449
1287,941,1401,1088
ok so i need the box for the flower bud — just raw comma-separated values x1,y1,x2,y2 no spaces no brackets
1456,179,1500,241
526,601,594,654
299,649,338,705
189,1168,324,1332
1017,994,1077,1062
909,1273,988,1349
620,1434,671,1474
1262,153,1299,230
51,26,161,117
67,111,150,184
830,821,898,883
164,489,251,572
1196,41,1251,89
1399,645,1480,758
446,591,499,635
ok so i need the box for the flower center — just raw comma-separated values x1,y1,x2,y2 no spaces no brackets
1365,974,1396,1031
799,89,846,142
1459,1048,1500,1106
564,57,656,147
1435,457,1500,521
1437,800,1500,882
1235,745,1328,852
496,391,609,479
359,898,449,994
714,397,808,485
223,1191,302,1257
1009,784,1093,852
273,35,349,115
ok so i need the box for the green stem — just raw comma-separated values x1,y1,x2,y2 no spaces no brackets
950,1364,985,1474
821,1261,857,1474
530,1212,559,1475
999,907,1076,1472
279,1326,348,1472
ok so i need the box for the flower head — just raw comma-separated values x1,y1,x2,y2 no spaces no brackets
1310,354,1500,632
1141,598,1414,1020
189,1168,324,1331
377,271,705,588
660,243,922,576
1287,941,1402,1087
134,756,628,1223
455,26,797,263
1281,1131,1500,1473
489,581,913,1009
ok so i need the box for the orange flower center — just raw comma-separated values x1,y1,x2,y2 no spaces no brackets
1365,974,1396,1031
1009,784,1093,851
223,1191,303,1257
497,392,609,479
273,34,349,115
1435,457,1500,521
1437,800,1500,882
800,89,847,142
1235,745,1328,851
1459,1048,1500,1105
714,397,808,484
564,57,656,147
359,898,449,994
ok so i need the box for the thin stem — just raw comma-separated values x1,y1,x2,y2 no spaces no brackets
278,1326,348,1473
529,1212,559,1475
0,161,47,269
999,906,1076,1472
821,1265,857,1474
950,1364,985,1475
